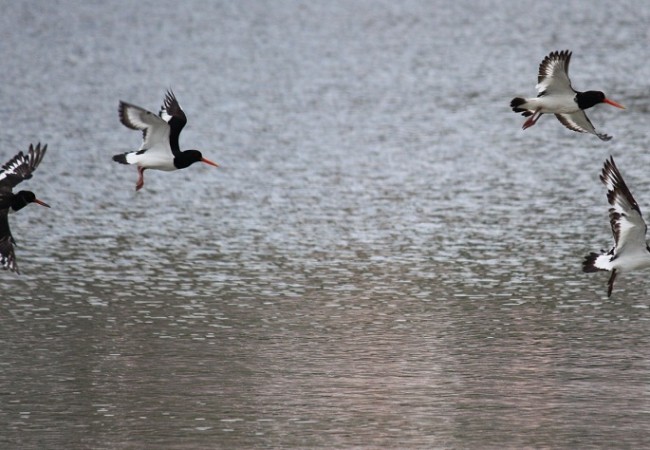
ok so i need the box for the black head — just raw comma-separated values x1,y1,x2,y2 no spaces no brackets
12,190,50,212
174,150,219,170
576,91,606,110
576,91,625,111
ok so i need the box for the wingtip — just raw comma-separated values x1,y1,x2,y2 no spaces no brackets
543,49,572,61
118,101,142,129
159,88,185,122
601,156,619,185
553,49,572,58
118,100,127,119
29,142,47,154
164,88,177,105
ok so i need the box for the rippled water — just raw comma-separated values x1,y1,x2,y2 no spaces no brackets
2,1,650,448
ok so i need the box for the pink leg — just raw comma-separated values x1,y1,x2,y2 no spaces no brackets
522,109,542,130
136,167,145,191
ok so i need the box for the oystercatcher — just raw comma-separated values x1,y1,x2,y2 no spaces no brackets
0,143,50,274
510,50,625,141
583,157,650,297
113,90,219,191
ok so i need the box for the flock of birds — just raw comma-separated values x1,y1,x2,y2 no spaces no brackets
0,90,218,273
1,50,648,297
511,50,648,298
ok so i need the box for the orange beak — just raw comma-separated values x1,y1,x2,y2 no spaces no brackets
201,157,219,167
34,198,51,208
604,98,625,109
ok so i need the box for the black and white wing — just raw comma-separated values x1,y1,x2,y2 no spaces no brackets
0,143,47,192
159,90,187,156
600,156,647,252
119,100,170,153
536,50,574,96
159,90,187,130
555,112,612,141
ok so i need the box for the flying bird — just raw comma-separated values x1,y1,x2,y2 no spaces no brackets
0,143,50,273
510,50,624,141
583,156,650,297
113,90,219,191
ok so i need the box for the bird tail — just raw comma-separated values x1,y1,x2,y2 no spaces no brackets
582,252,611,273
510,97,533,117
112,153,130,164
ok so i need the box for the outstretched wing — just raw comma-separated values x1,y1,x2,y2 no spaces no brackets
119,101,170,152
159,90,187,156
0,210,18,273
600,156,647,252
0,143,47,192
555,111,612,141
159,89,187,129
536,50,574,96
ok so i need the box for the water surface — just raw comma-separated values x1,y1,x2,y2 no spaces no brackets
2,1,650,448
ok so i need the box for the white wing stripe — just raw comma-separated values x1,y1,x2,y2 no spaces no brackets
0,143,48,187
0,154,26,183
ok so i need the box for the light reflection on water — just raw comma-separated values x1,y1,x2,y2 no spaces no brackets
2,0,650,448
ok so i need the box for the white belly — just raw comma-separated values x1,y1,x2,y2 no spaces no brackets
126,150,176,171
526,96,579,114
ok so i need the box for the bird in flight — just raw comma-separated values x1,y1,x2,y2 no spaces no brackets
583,157,650,297
0,143,50,273
113,90,219,191
510,50,624,141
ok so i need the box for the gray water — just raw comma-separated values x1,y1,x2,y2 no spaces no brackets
2,1,650,448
